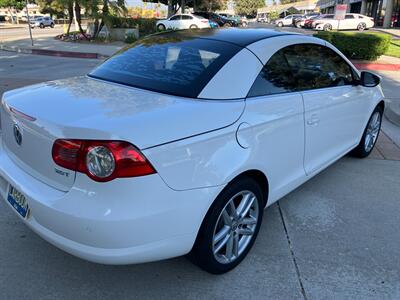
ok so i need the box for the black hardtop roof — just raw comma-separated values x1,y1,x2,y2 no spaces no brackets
152,28,297,47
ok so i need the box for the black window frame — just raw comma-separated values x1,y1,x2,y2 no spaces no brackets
247,43,359,99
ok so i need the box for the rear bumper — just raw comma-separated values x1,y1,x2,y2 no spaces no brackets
0,142,221,264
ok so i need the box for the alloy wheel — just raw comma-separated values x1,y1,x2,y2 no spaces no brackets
364,111,381,153
212,190,259,264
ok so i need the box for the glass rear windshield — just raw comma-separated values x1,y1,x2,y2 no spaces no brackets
89,33,242,98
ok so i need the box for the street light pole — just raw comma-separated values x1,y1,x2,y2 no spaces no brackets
25,0,34,46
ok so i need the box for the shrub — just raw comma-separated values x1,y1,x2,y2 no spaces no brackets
314,31,392,61
107,16,157,37
125,32,138,43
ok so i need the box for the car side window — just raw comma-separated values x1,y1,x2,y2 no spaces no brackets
182,15,193,20
247,50,296,97
281,44,354,91
170,15,181,21
345,15,355,19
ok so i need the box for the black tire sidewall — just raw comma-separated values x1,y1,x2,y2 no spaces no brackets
157,24,165,31
190,177,264,274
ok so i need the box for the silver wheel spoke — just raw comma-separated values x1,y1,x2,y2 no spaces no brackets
214,225,230,245
238,228,254,236
240,216,257,226
233,233,239,257
225,234,234,261
222,210,232,226
214,234,230,254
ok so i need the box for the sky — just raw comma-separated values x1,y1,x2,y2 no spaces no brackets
125,0,269,9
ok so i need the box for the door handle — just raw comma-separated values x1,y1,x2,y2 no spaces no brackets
307,114,320,126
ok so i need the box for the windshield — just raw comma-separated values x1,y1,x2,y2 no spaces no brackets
89,33,242,98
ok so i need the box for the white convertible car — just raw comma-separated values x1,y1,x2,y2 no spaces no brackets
0,29,384,274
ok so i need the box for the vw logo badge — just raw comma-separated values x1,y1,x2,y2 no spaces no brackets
13,124,22,146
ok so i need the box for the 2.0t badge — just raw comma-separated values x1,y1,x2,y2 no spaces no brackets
13,123,22,146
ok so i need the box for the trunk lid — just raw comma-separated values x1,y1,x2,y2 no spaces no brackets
1,76,244,191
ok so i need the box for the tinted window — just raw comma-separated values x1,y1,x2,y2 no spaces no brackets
170,15,181,20
345,14,355,19
182,15,193,20
248,51,295,97
282,44,354,90
89,34,242,98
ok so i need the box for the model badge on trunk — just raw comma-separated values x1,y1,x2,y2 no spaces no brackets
13,124,22,146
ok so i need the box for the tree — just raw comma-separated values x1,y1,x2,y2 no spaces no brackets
144,0,227,17
280,0,297,4
234,0,265,16
0,0,25,23
35,0,65,18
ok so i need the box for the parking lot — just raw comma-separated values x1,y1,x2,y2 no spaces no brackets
1,50,400,299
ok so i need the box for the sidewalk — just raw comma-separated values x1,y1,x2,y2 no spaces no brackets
0,36,124,59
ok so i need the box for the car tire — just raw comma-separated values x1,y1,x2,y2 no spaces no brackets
157,24,166,31
50,23,55,28
40,23,44,29
277,22,283,27
323,23,332,31
189,176,265,274
189,24,198,29
223,23,231,27
296,22,302,28
351,105,383,158
357,22,366,31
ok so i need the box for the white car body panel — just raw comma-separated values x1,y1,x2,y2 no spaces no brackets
156,14,210,30
0,30,385,264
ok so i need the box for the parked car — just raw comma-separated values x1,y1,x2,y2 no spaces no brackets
0,29,384,274
314,13,374,31
156,14,210,30
194,11,239,27
293,13,320,28
30,16,54,28
219,13,248,27
256,13,268,23
274,14,303,27
303,15,321,28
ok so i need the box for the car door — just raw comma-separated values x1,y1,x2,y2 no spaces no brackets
181,15,193,29
168,15,182,29
243,49,306,202
339,14,354,29
282,44,368,174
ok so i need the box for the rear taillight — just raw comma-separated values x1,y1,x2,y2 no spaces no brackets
52,139,156,182
201,20,208,23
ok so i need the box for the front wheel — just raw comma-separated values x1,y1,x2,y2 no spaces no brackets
50,23,55,28
39,23,44,29
357,22,366,31
189,177,264,274
351,106,383,158
277,22,283,27
157,24,166,31
323,23,332,31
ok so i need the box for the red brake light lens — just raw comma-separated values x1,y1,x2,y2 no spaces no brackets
52,139,156,182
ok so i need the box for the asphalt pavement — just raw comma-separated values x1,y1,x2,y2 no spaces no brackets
0,25,64,42
1,51,400,299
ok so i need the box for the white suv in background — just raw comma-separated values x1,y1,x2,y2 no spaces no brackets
315,13,374,31
30,16,55,29
156,14,211,31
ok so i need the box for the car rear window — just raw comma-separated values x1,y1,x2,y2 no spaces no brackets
89,33,242,98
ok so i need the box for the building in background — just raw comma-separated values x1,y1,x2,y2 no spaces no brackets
0,4,47,23
317,0,399,27
257,0,318,20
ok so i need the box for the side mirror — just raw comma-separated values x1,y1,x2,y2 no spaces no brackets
360,71,380,87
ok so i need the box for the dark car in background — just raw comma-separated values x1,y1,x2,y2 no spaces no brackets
293,13,321,28
194,12,239,27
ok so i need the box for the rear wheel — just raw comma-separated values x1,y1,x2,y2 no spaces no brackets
50,23,55,28
189,177,264,274
323,23,332,31
277,22,283,27
357,22,366,31
351,106,383,158
157,24,166,31
223,23,231,27
189,24,198,29
40,23,44,29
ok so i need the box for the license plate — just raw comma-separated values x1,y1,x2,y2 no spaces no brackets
7,185,29,218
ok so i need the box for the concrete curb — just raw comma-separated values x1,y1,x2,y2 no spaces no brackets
353,63,400,71
0,44,109,59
